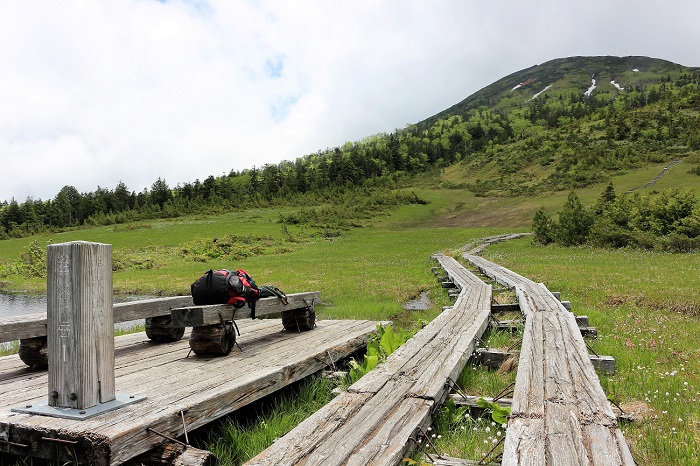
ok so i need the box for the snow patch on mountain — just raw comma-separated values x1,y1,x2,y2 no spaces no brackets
584,78,597,97
532,85,552,99
611,80,624,91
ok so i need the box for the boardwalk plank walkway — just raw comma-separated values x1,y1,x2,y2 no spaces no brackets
246,255,492,466
464,254,634,466
0,319,378,465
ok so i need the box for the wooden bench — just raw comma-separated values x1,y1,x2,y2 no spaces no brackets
464,254,634,465
245,255,492,466
169,291,320,356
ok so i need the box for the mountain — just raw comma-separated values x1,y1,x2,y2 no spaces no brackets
407,55,700,196
417,55,695,129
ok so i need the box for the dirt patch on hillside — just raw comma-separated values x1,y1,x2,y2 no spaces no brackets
431,197,535,228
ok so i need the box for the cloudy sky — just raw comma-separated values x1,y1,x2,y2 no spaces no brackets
1,0,698,202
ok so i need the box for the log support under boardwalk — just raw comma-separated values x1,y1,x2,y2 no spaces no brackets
18,336,48,368
145,316,185,342
189,323,237,356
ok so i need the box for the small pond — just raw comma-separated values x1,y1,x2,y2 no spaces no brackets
0,293,155,348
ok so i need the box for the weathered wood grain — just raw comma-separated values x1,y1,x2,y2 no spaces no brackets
467,255,634,466
0,319,378,465
246,256,492,466
47,241,115,409
476,347,615,374
169,292,320,327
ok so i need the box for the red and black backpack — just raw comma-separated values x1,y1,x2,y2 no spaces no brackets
191,269,261,310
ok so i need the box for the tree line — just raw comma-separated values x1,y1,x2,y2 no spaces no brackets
533,185,700,251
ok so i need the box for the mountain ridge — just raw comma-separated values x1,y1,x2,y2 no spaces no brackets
417,55,696,130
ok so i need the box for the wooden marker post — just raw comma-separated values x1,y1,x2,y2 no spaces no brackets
46,241,115,409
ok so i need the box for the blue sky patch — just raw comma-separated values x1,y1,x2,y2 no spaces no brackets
270,94,299,122
265,56,285,79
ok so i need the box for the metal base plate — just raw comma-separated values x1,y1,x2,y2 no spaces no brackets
12,393,146,420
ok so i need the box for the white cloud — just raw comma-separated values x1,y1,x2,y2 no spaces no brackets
1,0,699,201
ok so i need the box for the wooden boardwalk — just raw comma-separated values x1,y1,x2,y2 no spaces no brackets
245,255,492,466
465,254,634,465
0,318,379,465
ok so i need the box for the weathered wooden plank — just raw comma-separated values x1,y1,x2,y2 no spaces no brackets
542,312,576,407
114,296,194,322
347,308,458,395
476,348,615,374
510,302,544,418
545,401,590,466
47,241,115,409
348,284,489,399
501,418,546,466
298,376,419,465
245,392,372,466
0,313,47,343
170,292,320,327
465,256,635,465
248,262,492,466
0,296,194,343
434,255,485,288
410,285,491,400
464,254,531,289
584,423,626,465
344,397,433,466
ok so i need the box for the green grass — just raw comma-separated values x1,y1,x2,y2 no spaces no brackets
0,340,18,357
204,375,336,465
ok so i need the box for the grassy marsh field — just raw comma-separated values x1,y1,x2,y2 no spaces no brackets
1,176,699,465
